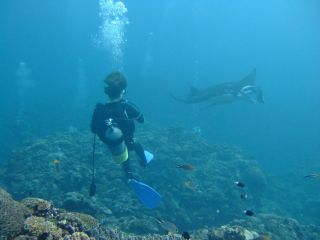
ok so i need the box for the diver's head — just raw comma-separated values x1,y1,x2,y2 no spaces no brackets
104,71,127,100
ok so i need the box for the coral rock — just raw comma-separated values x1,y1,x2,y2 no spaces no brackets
24,216,62,239
70,232,92,240
0,188,30,238
21,197,52,213
208,225,260,240
62,192,97,215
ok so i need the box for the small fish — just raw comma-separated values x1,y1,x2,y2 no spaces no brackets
240,193,248,200
99,219,108,227
182,231,191,239
156,218,178,234
192,126,201,134
176,163,195,171
68,125,78,133
26,191,33,197
244,210,254,216
304,173,320,178
100,207,113,215
52,159,61,173
234,181,245,187
184,180,196,190
258,234,271,240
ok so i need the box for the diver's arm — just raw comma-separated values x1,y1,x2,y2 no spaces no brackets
124,101,144,123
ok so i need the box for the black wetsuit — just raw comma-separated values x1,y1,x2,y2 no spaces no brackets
91,100,146,180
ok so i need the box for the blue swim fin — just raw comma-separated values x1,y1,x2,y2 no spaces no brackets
144,150,154,164
128,179,161,209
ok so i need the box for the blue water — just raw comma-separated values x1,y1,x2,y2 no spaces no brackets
0,0,319,181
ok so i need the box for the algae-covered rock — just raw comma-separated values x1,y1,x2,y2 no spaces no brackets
119,216,158,234
231,213,320,240
72,212,100,230
62,192,97,215
57,211,99,234
21,197,52,213
70,232,91,240
0,188,30,238
24,216,62,239
208,225,260,240
1,187,186,240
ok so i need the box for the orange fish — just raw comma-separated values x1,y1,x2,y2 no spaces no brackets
258,234,271,240
52,159,61,173
176,163,195,171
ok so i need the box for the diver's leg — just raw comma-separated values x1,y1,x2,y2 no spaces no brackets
126,139,147,167
122,159,133,182
134,142,148,167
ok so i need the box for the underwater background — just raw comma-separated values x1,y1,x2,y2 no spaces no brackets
0,0,320,239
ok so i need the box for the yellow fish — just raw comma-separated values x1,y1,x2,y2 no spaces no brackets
52,159,61,173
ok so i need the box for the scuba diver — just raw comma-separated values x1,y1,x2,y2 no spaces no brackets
90,71,160,209
91,71,152,181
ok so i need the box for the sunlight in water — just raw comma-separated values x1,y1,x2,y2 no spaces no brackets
15,61,33,117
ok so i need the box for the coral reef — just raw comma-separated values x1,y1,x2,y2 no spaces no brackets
21,198,53,214
1,125,268,233
24,216,62,239
231,213,320,240
67,212,100,231
1,125,320,239
62,192,98,215
0,188,30,239
208,225,260,240
3,185,320,240
205,213,320,240
0,188,184,240
262,155,320,226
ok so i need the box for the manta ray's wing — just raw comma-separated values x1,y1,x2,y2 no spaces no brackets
205,93,237,107
235,68,256,90
170,93,192,103
171,86,202,104
189,86,199,96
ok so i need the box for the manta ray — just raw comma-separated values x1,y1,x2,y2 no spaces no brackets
172,69,264,106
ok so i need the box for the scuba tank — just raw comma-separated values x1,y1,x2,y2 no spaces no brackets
104,118,128,164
